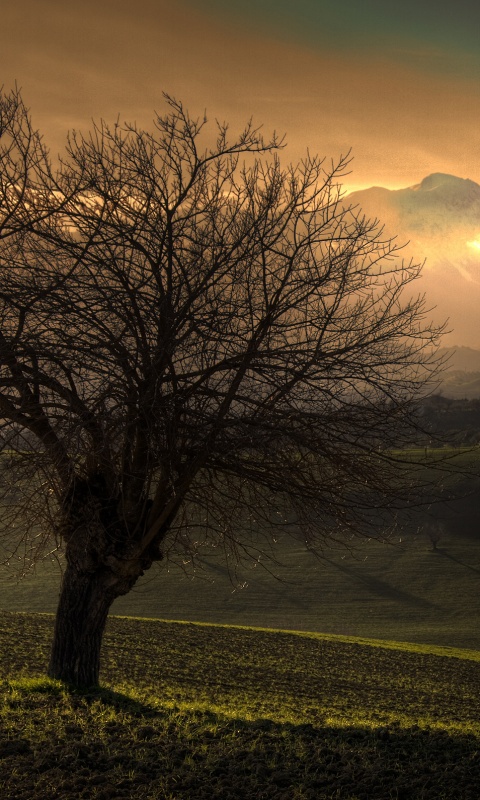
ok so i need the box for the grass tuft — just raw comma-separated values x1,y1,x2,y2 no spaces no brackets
7,677,65,695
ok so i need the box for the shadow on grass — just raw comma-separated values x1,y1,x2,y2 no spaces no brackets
1,685,478,800
435,548,480,575
322,557,444,610
71,685,162,717
5,677,168,718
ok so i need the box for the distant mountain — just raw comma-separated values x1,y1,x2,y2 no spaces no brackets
347,173,480,236
438,345,480,373
436,346,480,399
345,174,480,350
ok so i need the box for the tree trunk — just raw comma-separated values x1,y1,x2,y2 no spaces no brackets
48,563,117,687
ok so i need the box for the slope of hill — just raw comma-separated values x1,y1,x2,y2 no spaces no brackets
2,477,479,650
0,612,478,799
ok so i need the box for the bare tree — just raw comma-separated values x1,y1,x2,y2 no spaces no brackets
0,88,444,687
424,520,444,552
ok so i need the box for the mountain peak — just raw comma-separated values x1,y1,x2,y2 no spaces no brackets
411,173,479,193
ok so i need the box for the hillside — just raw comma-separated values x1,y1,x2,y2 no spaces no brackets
419,395,480,443
0,612,478,799
2,476,480,650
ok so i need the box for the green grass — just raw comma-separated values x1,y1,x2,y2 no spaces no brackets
1,447,480,651
2,502,479,650
0,611,479,799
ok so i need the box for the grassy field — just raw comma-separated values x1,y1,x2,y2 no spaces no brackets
0,611,479,799
1,447,479,650
2,496,479,650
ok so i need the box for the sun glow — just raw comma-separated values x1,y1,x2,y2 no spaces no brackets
466,239,480,251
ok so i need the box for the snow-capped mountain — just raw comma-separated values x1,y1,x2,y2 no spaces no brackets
345,173,480,350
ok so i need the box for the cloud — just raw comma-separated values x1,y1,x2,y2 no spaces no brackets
2,0,479,190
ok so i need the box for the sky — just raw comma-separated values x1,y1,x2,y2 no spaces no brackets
3,0,480,192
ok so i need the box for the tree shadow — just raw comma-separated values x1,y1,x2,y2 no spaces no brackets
2,691,478,800
71,685,162,717
322,557,444,610
435,548,480,575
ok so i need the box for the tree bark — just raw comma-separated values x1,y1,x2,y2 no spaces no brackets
48,563,118,687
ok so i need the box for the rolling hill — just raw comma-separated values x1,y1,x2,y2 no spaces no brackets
2,477,479,650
